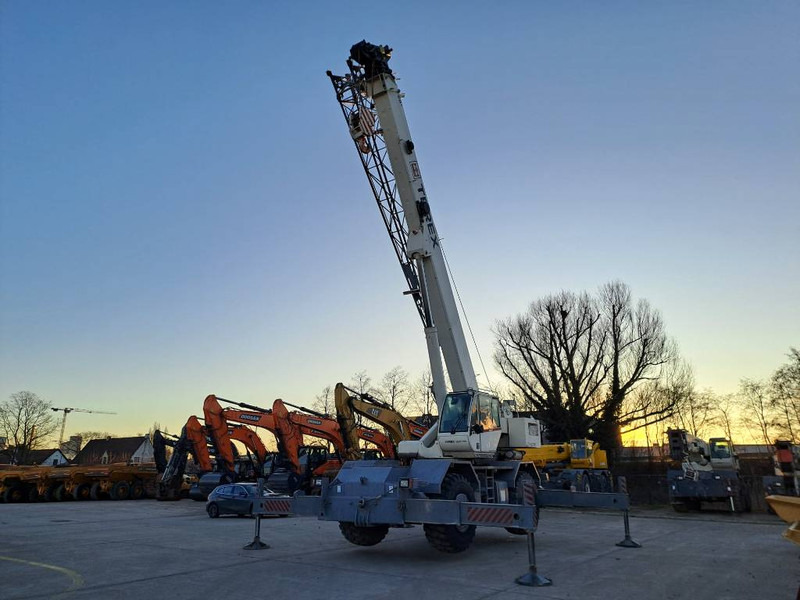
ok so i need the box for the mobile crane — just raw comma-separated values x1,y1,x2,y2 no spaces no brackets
268,41,630,556
521,439,613,493
254,44,637,584
666,428,750,513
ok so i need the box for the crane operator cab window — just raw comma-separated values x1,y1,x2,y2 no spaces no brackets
710,440,731,459
439,392,502,435
439,393,471,434
571,439,589,460
474,395,501,433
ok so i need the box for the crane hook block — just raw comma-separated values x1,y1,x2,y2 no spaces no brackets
350,40,393,78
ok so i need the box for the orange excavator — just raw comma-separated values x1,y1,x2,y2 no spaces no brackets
227,424,273,477
219,397,395,494
156,395,241,500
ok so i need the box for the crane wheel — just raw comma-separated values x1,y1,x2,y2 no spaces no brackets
72,484,91,501
338,522,389,546
423,473,477,553
27,487,40,502
110,481,131,501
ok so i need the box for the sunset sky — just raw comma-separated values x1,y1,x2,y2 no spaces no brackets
1,3,798,441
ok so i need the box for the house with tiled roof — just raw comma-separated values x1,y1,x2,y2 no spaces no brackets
72,436,154,465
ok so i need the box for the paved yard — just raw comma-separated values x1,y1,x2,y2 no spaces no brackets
0,500,797,599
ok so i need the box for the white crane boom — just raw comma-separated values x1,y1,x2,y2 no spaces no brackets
328,42,541,460
328,42,476,410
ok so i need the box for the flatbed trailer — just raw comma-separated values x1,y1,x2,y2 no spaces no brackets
0,463,158,502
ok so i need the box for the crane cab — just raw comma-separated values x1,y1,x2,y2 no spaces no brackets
437,390,502,459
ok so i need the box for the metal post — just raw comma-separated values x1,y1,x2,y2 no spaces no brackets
243,479,269,550
515,531,552,587
616,510,641,548
615,476,641,548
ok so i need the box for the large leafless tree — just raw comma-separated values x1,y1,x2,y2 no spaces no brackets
0,391,59,464
494,281,679,453
770,347,800,440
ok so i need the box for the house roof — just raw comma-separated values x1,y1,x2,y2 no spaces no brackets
72,436,148,465
0,447,65,465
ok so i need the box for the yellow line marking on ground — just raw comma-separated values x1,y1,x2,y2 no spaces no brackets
0,556,84,590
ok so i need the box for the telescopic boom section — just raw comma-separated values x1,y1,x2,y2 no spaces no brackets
328,41,477,410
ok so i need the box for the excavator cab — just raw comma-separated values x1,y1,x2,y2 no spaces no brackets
437,390,502,459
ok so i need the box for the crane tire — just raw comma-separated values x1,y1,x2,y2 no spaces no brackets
339,522,389,546
423,473,477,553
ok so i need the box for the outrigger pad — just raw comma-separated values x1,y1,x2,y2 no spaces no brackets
515,571,553,587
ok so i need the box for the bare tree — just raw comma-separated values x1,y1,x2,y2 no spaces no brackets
349,371,374,396
739,379,773,446
495,281,679,455
714,393,739,448
0,391,59,464
770,347,800,440
620,360,694,436
674,388,717,439
75,430,113,442
376,366,410,412
599,281,677,448
311,385,334,416
495,290,607,443
408,370,437,417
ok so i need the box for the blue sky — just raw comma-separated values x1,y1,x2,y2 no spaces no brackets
1,2,798,438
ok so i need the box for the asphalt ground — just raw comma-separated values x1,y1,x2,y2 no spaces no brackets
0,500,797,600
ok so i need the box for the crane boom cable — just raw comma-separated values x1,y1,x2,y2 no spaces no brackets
439,243,492,391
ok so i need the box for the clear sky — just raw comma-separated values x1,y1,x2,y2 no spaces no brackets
1,2,798,440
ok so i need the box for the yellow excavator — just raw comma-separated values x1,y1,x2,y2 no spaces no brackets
334,382,429,460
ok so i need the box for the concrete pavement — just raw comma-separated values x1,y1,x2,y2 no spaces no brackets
1,500,797,599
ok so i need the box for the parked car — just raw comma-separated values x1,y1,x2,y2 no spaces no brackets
205,483,279,518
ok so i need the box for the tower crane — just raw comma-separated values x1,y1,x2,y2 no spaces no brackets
51,407,117,447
